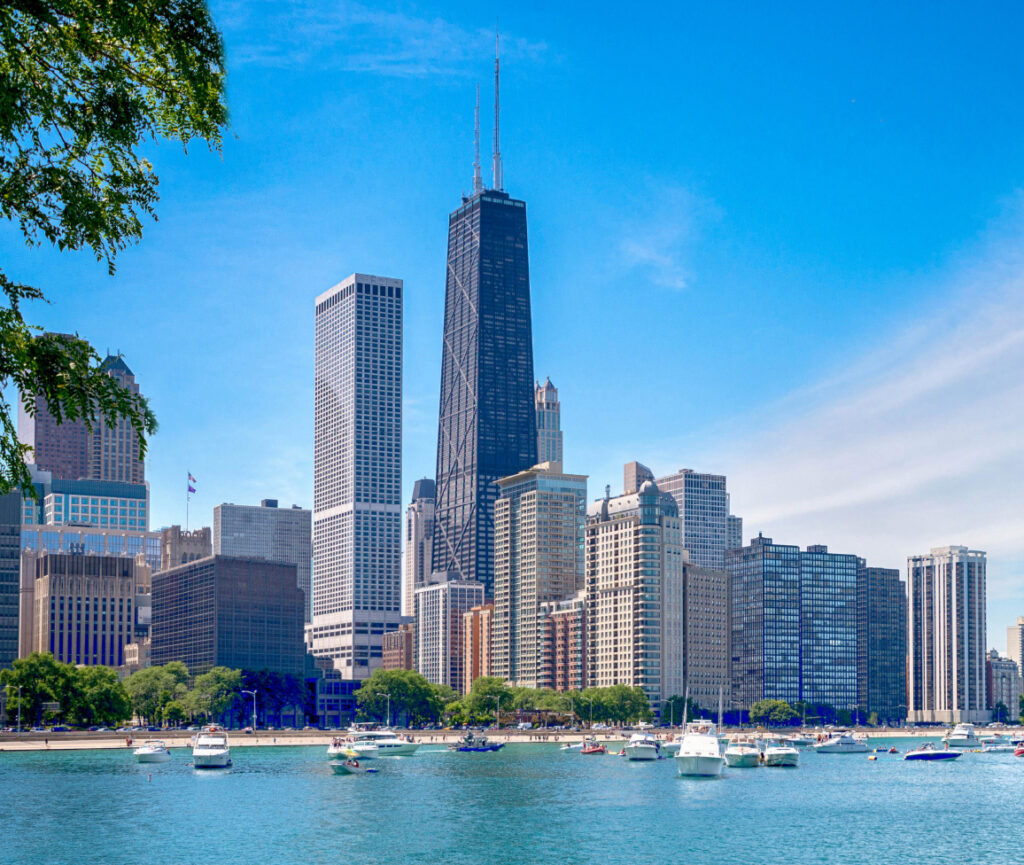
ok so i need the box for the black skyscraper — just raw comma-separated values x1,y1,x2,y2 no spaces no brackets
432,188,537,595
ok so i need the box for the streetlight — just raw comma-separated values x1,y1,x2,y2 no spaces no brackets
241,689,257,731
490,695,501,728
568,695,575,727
582,696,594,729
16,685,22,734
376,692,392,728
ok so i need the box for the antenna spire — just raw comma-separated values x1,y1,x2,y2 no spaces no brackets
492,26,502,191
473,83,483,194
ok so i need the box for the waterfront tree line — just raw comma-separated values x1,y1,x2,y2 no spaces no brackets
0,654,309,728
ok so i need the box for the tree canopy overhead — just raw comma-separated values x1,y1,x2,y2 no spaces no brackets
0,0,228,493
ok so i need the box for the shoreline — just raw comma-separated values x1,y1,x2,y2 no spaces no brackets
0,726,978,753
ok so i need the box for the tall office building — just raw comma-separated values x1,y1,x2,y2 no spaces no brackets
0,493,23,668
986,650,1021,718
414,578,484,692
214,499,312,621
683,562,732,710
402,479,436,618
535,377,562,464
311,273,403,679
492,462,586,688
655,468,729,569
462,602,494,692
151,555,305,677
20,523,161,569
857,562,907,723
21,465,149,531
585,475,684,706
727,514,743,551
20,551,148,667
88,355,145,483
432,183,537,595
1007,617,1024,671
907,545,988,723
728,536,858,711
160,525,212,571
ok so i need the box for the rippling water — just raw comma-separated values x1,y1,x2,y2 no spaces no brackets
2,738,1019,864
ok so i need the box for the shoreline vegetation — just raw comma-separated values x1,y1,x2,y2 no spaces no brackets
0,727,975,753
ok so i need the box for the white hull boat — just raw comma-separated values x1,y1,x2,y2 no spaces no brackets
675,729,725,777
331,758,378,775
134,740,171,763
624,733,662,761
943,724,980,750
763,745,800,767
813,733,867,754
192,729,231,768
724,743,761,768
347,728,419,756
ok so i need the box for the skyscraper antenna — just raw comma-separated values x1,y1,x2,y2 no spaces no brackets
492,25,502,191
473,83,483,194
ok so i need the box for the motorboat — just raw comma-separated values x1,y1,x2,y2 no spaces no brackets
675,728,725,777
327,736,358,758
347,727,419,757
623,732,662,761
904,743,960,761
560,741,584,751
450,732,504,752
723,740,761,768
787,734,815,748
192,728,231,768
762,740,800,767
981,740,1015,753
943,724,980,749
813,732,868,754
134,740,171,763
581,738,607,755
330,757,379,775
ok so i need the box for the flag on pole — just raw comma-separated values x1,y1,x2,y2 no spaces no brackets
188,473,197,483
188,471,197,495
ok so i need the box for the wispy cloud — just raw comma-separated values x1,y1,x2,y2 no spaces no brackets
215,0,547,77
704,209,1024,622
617,184,718,290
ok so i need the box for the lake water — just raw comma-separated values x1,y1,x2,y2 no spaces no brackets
2,737,1018,864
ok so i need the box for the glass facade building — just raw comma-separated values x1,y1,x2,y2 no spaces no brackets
20,524,161,570
857,561,908,723
432,190,537,596
0,493,22,668
655,469,729,569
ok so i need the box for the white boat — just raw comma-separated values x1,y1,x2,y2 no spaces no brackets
623,732,661,761
330,757,378,775
675,729,725,777
134,740,171,763
192,728,231,768
347,728,419,757
813,732,868,754
763,742,800,767
943,723,980,749
723,740,761,768
560,741,584,751
327,737,358,758
787,734,815,748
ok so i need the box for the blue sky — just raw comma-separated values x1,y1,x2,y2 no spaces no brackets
4,1,1023,646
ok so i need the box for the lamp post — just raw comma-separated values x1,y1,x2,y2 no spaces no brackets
568,695,575,728
16,685,22,734
583,697,594,730
490,695,501,728
376,692,392,728
241,689,257,731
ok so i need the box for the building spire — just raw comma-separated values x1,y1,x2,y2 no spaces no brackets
492,25,503,191
473,83,483,195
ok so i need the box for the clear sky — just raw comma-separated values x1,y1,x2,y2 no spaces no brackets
3,1,1023,647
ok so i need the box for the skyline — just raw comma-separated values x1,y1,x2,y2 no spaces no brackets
1,1,1022,647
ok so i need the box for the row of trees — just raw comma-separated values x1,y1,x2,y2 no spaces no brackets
1,654,309,728
353,670,655,727
1,653,131,727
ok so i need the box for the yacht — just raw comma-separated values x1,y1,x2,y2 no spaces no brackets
347,728,419,757
904,743,960,761
327,736,359,758
943,723,980,749
813,732,868,754
675,728,725,777
134,740,171,763
192,728,231,768
623,732,661,761
723,740,761,768
763,740,800,767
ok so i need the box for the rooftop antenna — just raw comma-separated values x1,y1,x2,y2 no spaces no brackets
492,25,502,191
473,83,483,194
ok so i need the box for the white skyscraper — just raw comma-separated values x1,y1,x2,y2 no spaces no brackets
907,545,987,724
311,273,402,679
535,377,562,464
403,479,436,618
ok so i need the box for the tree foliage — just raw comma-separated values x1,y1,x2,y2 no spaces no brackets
750,699,799,727
0,0,228,494
661,695,706,725
0,652,131,725
354,668,453,726
186,666,241,720
124,660,188,723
